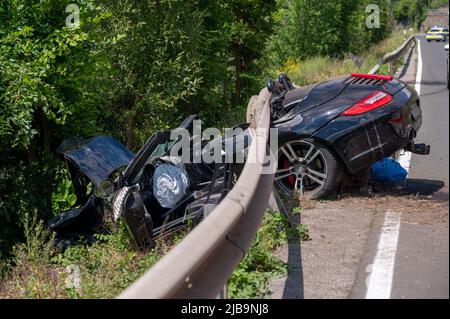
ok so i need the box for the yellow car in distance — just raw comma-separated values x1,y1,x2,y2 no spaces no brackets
426,27,448,42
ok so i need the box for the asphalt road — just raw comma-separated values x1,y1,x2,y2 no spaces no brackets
351,36,449,299
409,36,449,197
396,36,449,299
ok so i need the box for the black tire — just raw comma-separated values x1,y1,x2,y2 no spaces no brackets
275,140,343,199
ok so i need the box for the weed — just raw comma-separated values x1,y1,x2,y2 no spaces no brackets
227,211,289,299
0,210,66,298
277,30,414,86
0,214,162,298
297,224,311,242
292,207,302,215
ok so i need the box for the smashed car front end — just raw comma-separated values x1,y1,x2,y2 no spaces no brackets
49,117,247,250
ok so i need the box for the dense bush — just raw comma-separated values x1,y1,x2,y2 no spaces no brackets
266,0,394,68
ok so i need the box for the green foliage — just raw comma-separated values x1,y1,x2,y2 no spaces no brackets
0,1,107,255
0,153,60,258
227,212,288,299
0,1,95,151
278,30,413,86
227,208,312,298
0,210,61,298
184,0,276,127
21,210,55,266
292,206,302,215
53,232,161,298
393,0,442,29
266,0,393,68
428,0,449,9
51,167,77,214
1,217,162,298
0,0,277,257
296,224,311,242
89,0,205,148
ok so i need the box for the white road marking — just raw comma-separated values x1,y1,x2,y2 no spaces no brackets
398,39,422,174
415,39,422,96
398,149,412,174
365,211,401,299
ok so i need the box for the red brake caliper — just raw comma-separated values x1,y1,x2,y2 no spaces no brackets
283,160,296,185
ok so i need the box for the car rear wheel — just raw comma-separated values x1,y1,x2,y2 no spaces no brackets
275,140,343,199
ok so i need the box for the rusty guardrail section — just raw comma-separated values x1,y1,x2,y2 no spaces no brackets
118,88,275,299
369,35,416,75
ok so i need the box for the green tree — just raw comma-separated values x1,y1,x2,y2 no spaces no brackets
393,0,431,29
267,0,393,67
89,0,205,149
191,0,275,126
0,0,103,256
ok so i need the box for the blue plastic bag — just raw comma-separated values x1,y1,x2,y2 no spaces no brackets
370,157,408,182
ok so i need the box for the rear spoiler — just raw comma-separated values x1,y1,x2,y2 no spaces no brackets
351,73,393,81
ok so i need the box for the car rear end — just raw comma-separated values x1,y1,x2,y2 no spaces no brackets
312,74,429,174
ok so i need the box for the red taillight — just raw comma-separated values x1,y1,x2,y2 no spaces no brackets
351,73,394,81
342,91,393,116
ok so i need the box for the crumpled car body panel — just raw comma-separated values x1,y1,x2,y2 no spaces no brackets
57,135,135,186
49,116,245,250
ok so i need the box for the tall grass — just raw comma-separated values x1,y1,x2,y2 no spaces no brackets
0,214,177,298
0,211,66,298
277,29,414,86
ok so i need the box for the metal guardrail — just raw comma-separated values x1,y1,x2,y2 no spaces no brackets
118,88,275,299
369,35,416,75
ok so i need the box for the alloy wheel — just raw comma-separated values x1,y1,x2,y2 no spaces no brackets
275,140,328,197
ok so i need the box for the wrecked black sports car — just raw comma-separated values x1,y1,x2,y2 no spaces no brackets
49,72,431,249
269,73,430,198
49,115,250,250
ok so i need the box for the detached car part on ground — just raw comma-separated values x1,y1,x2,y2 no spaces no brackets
49,115,249,250
268,73,430,199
